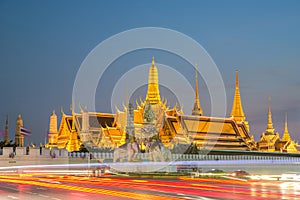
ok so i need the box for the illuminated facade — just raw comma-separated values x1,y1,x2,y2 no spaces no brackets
48,58,299,153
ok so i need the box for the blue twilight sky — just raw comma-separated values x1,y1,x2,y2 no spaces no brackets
0,0,300,145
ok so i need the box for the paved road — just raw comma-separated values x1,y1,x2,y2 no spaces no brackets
0,175,299,200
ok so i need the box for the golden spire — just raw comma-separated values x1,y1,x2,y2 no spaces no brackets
230,70,249,131
192,66,203,116
266,96,275,134
282,112,291,142
145,57,161,105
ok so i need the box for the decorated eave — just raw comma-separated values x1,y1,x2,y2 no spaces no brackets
165,114,253,151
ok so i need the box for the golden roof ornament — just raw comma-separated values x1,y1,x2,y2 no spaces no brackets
145,57,161,105
192,65,203,116
266,96,275,134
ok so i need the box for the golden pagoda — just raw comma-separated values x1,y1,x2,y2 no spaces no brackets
266,97,275,134
230,70,249,131
277,113,299,153
258,97,281,152
282,113,291,142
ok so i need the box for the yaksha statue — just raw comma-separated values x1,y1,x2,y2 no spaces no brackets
143,100,155,123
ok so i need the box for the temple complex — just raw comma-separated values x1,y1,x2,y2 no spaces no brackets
46,58,299,154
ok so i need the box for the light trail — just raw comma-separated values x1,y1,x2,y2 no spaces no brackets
1,174,300,199
0,176,181,200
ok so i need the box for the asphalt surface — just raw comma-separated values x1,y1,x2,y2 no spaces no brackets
0,175,299,200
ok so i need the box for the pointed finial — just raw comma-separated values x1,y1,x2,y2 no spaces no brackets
196,67,199,96
268,96,271,120
115,105,119,113
266,96,275,134
61,106,65,115
235,70,239,88
70,105,76,131
152,56,155,66
284,112,288,133
79,103,83,113
174,102,178,110
282,112,291,142
52,110,56,115
139,96,143,105
192,64,203,116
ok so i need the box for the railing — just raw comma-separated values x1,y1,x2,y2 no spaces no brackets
66,152,300,162
1,147,300,162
